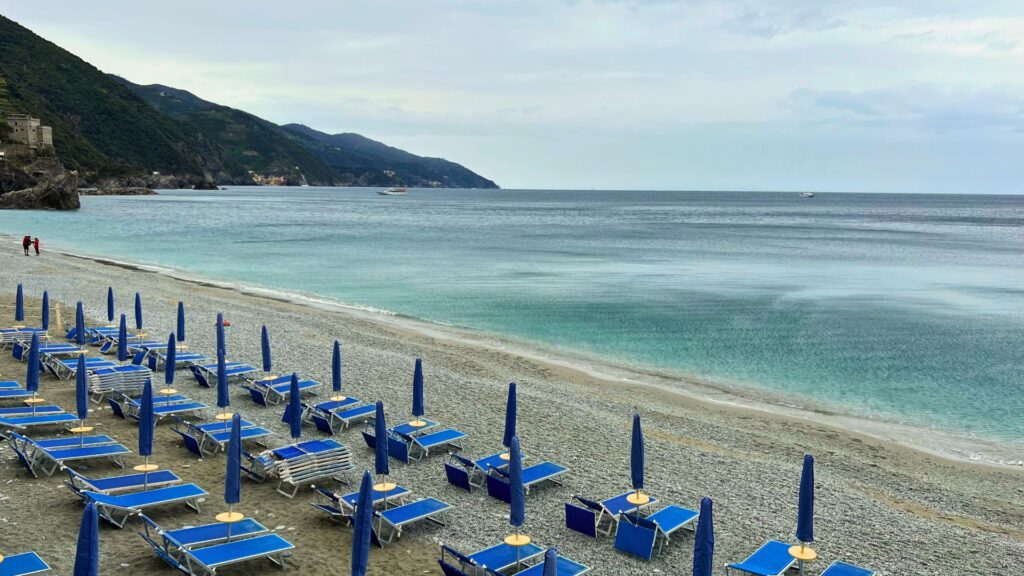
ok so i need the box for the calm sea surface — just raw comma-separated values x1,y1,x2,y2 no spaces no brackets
4,188,1023,446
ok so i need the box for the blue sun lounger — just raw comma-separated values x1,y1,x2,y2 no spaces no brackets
123,397,207,423
311,484,412,522
138,513,269,560
0,412,79,432
178,533,294,576
0,327,48,349
48,357,118,380
444,452,515,491
0,381,21,388
439,542,545,576
88,365,153,401
82,483,208,528
565,492,660,537
517,553,591,576
171,417,272,457
13,342,81,361
726,540,798,576
613,505,700,559
0,387,36,401
143,348,209,371
309,402,375,434
0,551,50,575
361,424,466,464
0,405,63,416
821,561,874,576
485,461,568,502
190,362,257,387
7,432,131,477
65,467,182,496
375,497,452,545
240,375,322,406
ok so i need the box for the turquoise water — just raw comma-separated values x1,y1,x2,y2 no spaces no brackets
4,188,1024,444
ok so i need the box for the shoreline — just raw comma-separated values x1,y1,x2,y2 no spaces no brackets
35,237,1023,470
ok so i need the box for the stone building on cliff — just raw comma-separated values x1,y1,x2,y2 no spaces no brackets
6,114,52,148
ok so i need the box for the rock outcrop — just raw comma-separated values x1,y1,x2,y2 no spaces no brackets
79,186,156,196
0,170,80,210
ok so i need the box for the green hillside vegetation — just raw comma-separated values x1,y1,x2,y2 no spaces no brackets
0,15,497,188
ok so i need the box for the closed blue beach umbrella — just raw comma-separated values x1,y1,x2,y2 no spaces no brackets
216,348,229,411
106,287,114,323
134,292,143,330
631,413,645,493
165,334,177,386
797,454,815,544
412,358,424,420
40,290,49,331
693,497,714,576
216,313,225,354
504,382,517,449
117,314,128,363
287,373,302,439
74,301,85,345
332,340,342,396
76,354,88,421
226,413,242,506
139,380,154,459
72,501,99,576
374,401,389,477
542,548,558,576
510,435,525,529
261,325,272,374
176,302,186,342
14,283,24,322
351,470,374,576
26,332,40,394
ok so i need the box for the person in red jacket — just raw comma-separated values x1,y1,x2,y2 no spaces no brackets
32,237,40,256
21,235,30,256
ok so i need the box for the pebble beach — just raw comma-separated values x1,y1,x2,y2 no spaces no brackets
0,247,1022,576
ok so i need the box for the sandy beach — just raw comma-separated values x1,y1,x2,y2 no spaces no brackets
0,247,1022,576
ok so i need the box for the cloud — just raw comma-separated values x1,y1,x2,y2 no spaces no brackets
725,7,847,38
785,84,1024,132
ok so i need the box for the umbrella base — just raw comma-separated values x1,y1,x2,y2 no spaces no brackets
504,534,532,546
216,511,245,523
409,419,427,427
134,464,159,472
626,492,650,505
68,426,94,434
499,452,510,461
159,388,177,395
215,412,234,421
24,397,45,404
329,395,347,402
789,545,817,561
373,482,397,492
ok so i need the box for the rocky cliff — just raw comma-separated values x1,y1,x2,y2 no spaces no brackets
0,170,80,210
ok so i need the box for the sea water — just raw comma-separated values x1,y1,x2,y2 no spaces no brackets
3,188,1023,450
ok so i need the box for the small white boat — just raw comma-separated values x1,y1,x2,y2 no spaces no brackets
378,187,408,196
799,192,815,198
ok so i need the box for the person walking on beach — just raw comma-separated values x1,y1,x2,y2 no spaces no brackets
21,235,30,256
32,237,40,256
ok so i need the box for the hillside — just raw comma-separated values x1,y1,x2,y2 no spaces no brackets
117,79,498,188
0,15,497,188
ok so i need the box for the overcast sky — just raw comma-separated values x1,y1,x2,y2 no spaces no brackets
5,1,1023,192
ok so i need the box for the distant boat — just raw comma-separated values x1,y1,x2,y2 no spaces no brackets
799,192,815,198
378,187,408,196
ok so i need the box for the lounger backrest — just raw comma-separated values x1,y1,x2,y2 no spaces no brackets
311,413,334,435
451,454,475,469
438,560,470,576
440,545,475,567
565,502,598,537
387,435,411,463
614,513,658,560
485,473,511,503
444,463,472,492
107,398,126,419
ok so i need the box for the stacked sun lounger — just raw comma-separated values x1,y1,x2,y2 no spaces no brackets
485,460,568,502
88,365,153,401
171,417,272,457
305,398,375,434
107,393,208,423
13,341,82,362
239,374,322,406
244,439,354,497
361,418,468,463
139,513,295,575
0,326,48,349
7,432,131,477
189,362,257,387
81,483,208,528
46,356,117,380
